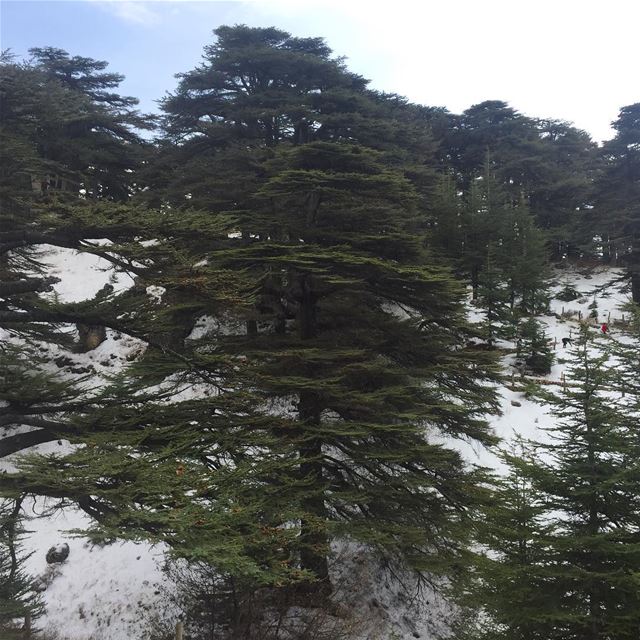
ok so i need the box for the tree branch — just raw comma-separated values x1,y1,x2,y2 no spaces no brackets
0,277,60,297
0,430,61,458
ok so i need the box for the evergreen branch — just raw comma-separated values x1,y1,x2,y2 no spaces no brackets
78,243,149,277
0,277,60,297
0,230,83,255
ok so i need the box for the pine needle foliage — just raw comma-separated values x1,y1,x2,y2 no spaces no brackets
463,326,640,639
0,498,43,631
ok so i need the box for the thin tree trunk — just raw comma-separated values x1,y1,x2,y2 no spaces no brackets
298,390,329,584
630,234,640,303
471,264,479,300
632,269,640,304
583,367,601,640
601,234,612,264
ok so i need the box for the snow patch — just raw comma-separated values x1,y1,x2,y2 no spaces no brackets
39,245,134,303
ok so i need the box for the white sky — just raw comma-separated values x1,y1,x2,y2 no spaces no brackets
15,0,640,142
253,0,639,142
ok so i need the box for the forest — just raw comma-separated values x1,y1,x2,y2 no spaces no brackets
1,24,639,640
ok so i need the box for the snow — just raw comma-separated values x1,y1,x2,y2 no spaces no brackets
2,247,634,639
460,266,631,469
39,244,134,303
145,285,166,304
21,501,174,639
186,314,244,341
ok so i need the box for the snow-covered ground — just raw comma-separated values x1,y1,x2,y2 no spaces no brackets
21,503,172,640
1,250,633,639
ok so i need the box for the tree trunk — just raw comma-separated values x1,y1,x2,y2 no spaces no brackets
298,390,329,585
630,235,640,304
76,323,107,352
603,236,611,264
296,273,330,589
632,269,640,304
585,391,601,640
471,264,479,300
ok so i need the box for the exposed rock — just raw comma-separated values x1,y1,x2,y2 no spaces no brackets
54,355,75,368
46,542,70,564
76,323,107,352
68,365,94,375
511,400,522,407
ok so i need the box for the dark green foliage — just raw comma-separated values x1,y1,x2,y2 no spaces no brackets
14,142,500,588
593,104,640,301
150,25,438,218
516,317,554,375
0,51,160,476
452,447,554,640
606,303,640,422
10,23,640,631
556,283,580,301
477,244,511,344
5,26,500,598
161,25,365,146
0,343,83,458
530,329,640,639
527,119,597,258
0,48,150,209
436,158,503,299
432,154,550,332
458,167,503,299
0,498,42,630
140,27,499,585
0,49,151,343
439,101,596,258
464,327,640,639
496,196,549,315
430,173,462,256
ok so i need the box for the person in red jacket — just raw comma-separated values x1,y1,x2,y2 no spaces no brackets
601,322,609,334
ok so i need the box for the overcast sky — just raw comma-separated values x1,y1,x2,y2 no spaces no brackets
2,0,638,141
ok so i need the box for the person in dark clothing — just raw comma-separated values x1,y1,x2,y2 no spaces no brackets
562,337,572,348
